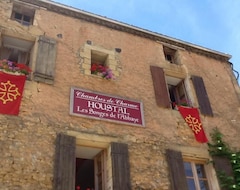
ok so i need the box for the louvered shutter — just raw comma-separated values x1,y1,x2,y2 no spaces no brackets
54,133,76,190
166,149,188,190
34,35,57,84
150,66,170,108
192,75,213,116
212,156,234,190
111,142,131,190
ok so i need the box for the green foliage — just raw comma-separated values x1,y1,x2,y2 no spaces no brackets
208,128,240,190
208,128,231,157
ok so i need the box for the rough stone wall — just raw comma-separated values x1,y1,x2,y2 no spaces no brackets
0,0,240,189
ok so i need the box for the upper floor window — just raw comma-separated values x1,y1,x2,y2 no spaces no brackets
163,46,177,64
150,66,213,116
0,35,33,67
166,76,190,108
0,34,57,84
90,50,112,78
11,3,35,26
79,42,121,79
91,50,108,68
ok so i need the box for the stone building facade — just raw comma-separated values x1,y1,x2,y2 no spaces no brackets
0,0,240,189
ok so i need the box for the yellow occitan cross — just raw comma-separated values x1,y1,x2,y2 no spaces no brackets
0,80,20,104
185,114,202,134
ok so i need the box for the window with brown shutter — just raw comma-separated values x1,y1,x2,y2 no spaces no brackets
150,66,191,109
150,66,170,108
191,75,213,116
54,134,131,190
166,149,220,190
166,149,188,190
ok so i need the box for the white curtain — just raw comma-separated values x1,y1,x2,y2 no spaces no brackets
18,51,28,65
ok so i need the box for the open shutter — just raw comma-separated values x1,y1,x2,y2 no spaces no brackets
34,35,57,84
166,149,188,190
191,75,213,116
111,142,131,190
212,156,234,190
150,66,170,108
54,133,76,190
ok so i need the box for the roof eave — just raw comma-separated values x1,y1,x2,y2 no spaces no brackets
17,0,232,61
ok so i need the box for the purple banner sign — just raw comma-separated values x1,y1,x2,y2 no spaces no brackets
70,87,145,126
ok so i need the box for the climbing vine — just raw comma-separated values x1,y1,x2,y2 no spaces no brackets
208,128,240,190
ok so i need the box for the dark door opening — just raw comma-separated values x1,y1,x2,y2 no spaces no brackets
75,158,94,190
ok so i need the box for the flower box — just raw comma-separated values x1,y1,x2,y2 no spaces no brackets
0,59,31,76
90,63,114,80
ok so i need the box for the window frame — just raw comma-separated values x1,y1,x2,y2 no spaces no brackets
166,148,220,190
95,151,106,190
150,66,213,116
163,46,177,64
183,159,211,190
167,77,191,108
90,49,110,77
79,43,121,78
0,35,34,79
12,11,33,26
11,3,35,26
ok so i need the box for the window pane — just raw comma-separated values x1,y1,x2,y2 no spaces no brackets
199,180,209,190
184,162,193,177
187,179,196,190
14,12,22,20
196,164,206,178
23,15,31,22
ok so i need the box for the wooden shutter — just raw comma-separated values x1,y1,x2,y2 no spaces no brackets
150,66,170,108
212,156,234,190
111,142,131,190
213,156,234,175
34,35,57,84
191,75,213,116
166,149,188,190
54,133,76,190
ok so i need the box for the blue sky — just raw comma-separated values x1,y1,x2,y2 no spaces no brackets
53,0,240,80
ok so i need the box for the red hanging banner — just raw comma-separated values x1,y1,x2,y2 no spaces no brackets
178,106,208,143
0,72,26,115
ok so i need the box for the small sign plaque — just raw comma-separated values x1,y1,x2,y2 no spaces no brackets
70,87,145,126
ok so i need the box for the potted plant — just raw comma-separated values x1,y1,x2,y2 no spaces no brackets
0,59,31,76
90,63,114,80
